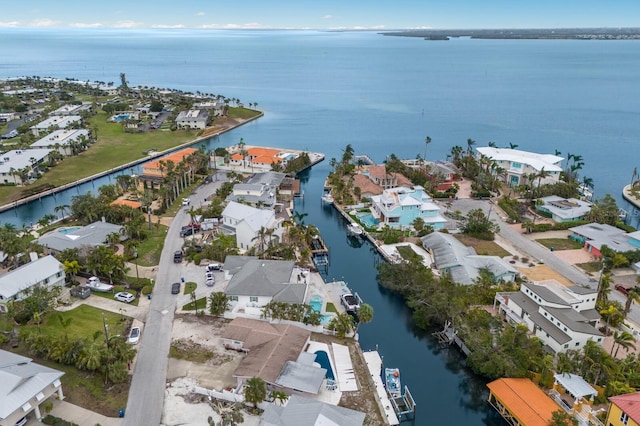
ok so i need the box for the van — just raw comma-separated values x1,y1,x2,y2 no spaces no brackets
173,251,183,263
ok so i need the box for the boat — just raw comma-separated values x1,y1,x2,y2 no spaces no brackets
385,368,402,399
347,222,364,237
321,193,334,204
619,208,628,221
577,184,593,200
85,276,114,293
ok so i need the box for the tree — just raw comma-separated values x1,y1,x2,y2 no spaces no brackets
208,292,230,316
462,208,499,240
611,331,635,358
63,260,81,284
244,377,266,408
355,303,374,335
548,409,578,426
328,313,355,339
54,204,70,221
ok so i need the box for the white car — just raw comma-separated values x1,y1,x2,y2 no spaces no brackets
114,291,135,303
181,198,190,206
128,326,141,344
205,272,215,287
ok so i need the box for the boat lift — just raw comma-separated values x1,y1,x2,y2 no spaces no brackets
390,386,416,422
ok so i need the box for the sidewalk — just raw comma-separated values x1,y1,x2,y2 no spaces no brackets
35,400,123,426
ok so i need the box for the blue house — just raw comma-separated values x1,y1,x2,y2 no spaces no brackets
370,186,446,230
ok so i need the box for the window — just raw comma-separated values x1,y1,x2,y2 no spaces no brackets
564,344,569,349
250,296,258,303
512,162,522,168
575,342,580,347
620,412,629,425
229,296,238,302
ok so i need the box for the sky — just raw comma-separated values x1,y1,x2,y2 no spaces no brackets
0,0,638,30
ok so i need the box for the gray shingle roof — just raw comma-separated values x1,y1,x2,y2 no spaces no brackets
37,221,123,252
260,394,365,426
224,259,306,303
0,255,63,299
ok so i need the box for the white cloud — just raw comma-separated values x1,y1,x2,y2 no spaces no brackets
200,22,265,29
113,20,144,28
30,18,61,27
323,15,334,20
0,21,20,27
69,22,103,28
195,12,206,16
152,24,186,29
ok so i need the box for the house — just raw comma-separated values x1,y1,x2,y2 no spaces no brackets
0,149,53,185
420,232,518,284
29,115,82,136
49,103,92,116
260,394,365,426
536,196,592,223
487,378,560,426
0,350,65,425
226,182,280,209
221,318,326,396
476,147,563,187
223,257,307,311
220,201,283,251
0,112,17,123
364,164,413,190
353,174,383,198
31,129,90,156
607,391,640,426
569,223,640,257
0,255,66,313
37,221,124,254
193,99,225,116
370,186,447,230
139,147,198,186
229,147,288,171
494,280,602,353
175,109,209,130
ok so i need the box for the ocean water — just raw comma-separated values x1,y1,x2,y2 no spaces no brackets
2,29,640,424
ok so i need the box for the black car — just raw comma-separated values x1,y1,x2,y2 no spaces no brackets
171,282,181,294
173,250,183,263
180,227,194,237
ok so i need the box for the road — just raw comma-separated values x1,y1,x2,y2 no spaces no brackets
123,173,225,426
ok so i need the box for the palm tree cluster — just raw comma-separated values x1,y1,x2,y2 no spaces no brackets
260,300,322,326
156,148,210,211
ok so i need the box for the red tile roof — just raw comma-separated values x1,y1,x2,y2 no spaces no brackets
610,392,640,423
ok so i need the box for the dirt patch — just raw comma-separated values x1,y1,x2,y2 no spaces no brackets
518,265,574,286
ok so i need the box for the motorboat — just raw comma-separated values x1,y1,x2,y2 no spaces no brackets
347,222,364,237
85,276,114,293
321,193,334,204
385,367,401,398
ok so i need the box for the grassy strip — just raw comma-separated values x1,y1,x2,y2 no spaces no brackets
535,238,584,250
396,245,423,262
23,305,128,339
454,234,511,257
184,282,197,295
169,339,213,363
182,297,207,311
576,262,602,274
136,224,169,266
325,302,337,313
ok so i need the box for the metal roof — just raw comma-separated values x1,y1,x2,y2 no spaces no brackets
0,255,63,299
261,394,365,426
553,373,597,400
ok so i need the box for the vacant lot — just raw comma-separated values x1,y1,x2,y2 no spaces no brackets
454,234,511,257
535,238,584,250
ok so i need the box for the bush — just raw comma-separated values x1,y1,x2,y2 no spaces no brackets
141,285,153,295
617,222,636,233
42,415,79,426
193,254,202,265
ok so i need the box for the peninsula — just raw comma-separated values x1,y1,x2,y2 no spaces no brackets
381,27,640,40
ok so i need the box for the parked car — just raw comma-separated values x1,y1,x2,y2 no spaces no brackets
128,326,141,344
206,263,223,272
173,250,183,263
15,416,27,426
340,293,360,312
180,227,195,237
615,284,631,296
171,282,181,294
114,292,135,303
181,198,190,206
205,272,215,287
182,223,201,231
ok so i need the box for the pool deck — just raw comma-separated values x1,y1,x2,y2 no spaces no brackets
306,341,342,405
332,342,358,392
363,350,400,426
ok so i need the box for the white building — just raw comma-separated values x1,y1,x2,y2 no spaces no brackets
495,280,602,353
49,103,92,116
31,129,90,156
29,115,82,136
536,196,592,223
476,147,563,187
221,201,283,251
370,186,447,230
175,109,209,130
0,148,53,185
0,255,66,313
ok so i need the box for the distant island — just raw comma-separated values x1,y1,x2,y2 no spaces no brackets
381,27,640,40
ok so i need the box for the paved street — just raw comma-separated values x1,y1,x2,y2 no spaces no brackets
123,174,226,426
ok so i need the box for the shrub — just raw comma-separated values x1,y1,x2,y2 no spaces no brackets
193,254,202,265
42,415,79,426
141,285,153,295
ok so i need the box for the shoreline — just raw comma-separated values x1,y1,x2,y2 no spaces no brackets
622,184,640,210
0,113,263,214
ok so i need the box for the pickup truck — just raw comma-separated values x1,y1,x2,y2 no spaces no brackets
340,293,360,313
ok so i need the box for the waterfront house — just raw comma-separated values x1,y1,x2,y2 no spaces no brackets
31,129,90,156
353,173,384,198
260,394,365,426
223,257,307,316
569,223,640,257
0,350,65,425
536,196,592,223
193,99,225,116
37,221,124,254
607,391,640,426
229,147,297,171
365,164,413,190
494,280,602,353
175,109,209,130
0,255,65,313
29,115,82,137
476,147,563,187
226,171,290,208
370,186,447,230
420,232,518,284
139,147,198,187
487,378,561,426
220,201,283,251
221,318,326,397
0,148,53,185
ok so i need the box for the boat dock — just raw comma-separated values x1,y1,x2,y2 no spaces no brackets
363,351,400,425
310,233,330,272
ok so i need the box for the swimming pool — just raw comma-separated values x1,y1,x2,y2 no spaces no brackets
314,350,335,380
112,113,131,122
357,212,379,228
320,314,334,325
58,227,80,234
309,295,323,313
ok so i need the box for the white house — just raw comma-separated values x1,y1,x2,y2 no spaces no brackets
175,109,209,130
223,256,308,314
221,201,283,251
0,148,53,185
0,350,65,425
0,255,66,313
31,129,90,156
49,103,92,116
495,280,602,353
536,196,592,223
261,394,366,426
476,147,563,187
370,186,447,230
29,115,82,136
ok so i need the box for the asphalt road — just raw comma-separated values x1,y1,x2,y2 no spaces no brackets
123,174,225,425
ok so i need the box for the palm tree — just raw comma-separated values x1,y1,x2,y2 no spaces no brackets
208,292,230,317
508,142,519,149
355,303,374,335
243,377,266,408
54,204,70,221
423,136,432,169
466,138,476,155
611,331,635,358
328,313,355,339
624,286,640,314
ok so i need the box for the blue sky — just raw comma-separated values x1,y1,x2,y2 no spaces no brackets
0,0,638,30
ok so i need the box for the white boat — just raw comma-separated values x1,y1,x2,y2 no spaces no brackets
619,208,628,221
321,193,334,204
385,367,401,399
577,184,593,200
347,222,364,237
85,277,114,293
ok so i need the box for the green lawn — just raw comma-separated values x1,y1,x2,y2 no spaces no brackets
90,285,140,306
136,224,169,266
184,282,197,295
535,238,584,250
182,297,207,311
396,245,423,262
454,234,511,257
326,302,338,313
576,262,603,274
